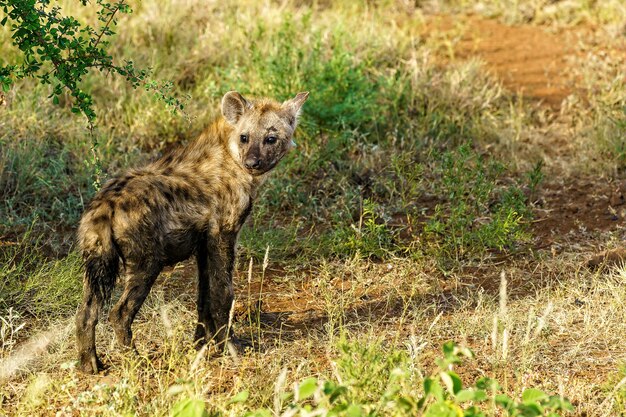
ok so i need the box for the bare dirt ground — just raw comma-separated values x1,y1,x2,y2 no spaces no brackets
449,15,576,108
427,14,626,109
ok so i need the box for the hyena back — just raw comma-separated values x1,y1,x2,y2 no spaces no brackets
76,91,309,373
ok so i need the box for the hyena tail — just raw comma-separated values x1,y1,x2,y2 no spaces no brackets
76,204,121,373
80,217,120,303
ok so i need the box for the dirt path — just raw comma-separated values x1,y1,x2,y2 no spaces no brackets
453,16,576,108
425,15,616,108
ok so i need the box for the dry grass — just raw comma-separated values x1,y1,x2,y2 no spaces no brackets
1,253,625,415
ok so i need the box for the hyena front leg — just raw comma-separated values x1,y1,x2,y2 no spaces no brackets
109,264,160,348
205,232,238,349
194,239,217,347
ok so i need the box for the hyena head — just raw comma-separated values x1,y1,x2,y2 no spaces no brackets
221,91,309,175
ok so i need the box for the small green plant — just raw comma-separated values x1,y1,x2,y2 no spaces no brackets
334,198,397,259
171,397,209,417
424,143,531,266
526,160,544,198
196,341,574,417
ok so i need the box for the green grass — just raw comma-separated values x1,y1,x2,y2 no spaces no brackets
0,230,82,320
0,137,92,231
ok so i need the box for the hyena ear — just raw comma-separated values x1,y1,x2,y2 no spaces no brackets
222,91,251,125
282,92,309,128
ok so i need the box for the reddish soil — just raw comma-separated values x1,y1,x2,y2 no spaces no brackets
424,15,625,109
452,16,577,108
532,178,626,243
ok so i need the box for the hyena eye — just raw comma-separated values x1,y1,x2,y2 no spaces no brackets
240,134,248,144
265,136,277,144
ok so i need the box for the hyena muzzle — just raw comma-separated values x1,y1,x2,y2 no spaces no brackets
75,91,309,373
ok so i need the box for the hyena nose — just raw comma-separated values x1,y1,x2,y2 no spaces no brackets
244,158,261,169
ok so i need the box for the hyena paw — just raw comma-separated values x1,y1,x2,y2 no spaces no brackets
193,326,210,350
227,335,253,354
112,326,134,348
78,351,103,374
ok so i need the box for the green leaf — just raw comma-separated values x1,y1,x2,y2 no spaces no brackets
346,404,363,417
517,403,543,416
456,390,474,402
53,95,59,105
522,388,548,404
443,341,456,357
297,377,318,401
495,394,514,412
546,395,574,411
441,370,463,394
475,377,500,391
424,401,462,417
473,390,487,402
456,389,480,403
323,381,347,403
228,390,249,404
170,398,209,417
424,377,444,401
463,406,486,417
1,16,7,26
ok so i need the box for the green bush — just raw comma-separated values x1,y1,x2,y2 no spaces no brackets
424,144,532,266
223,14,390,137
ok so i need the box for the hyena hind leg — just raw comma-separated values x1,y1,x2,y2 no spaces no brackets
109,268,160,348
76,283,105,374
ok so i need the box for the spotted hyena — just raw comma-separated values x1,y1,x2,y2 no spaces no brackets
75,91,309,373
